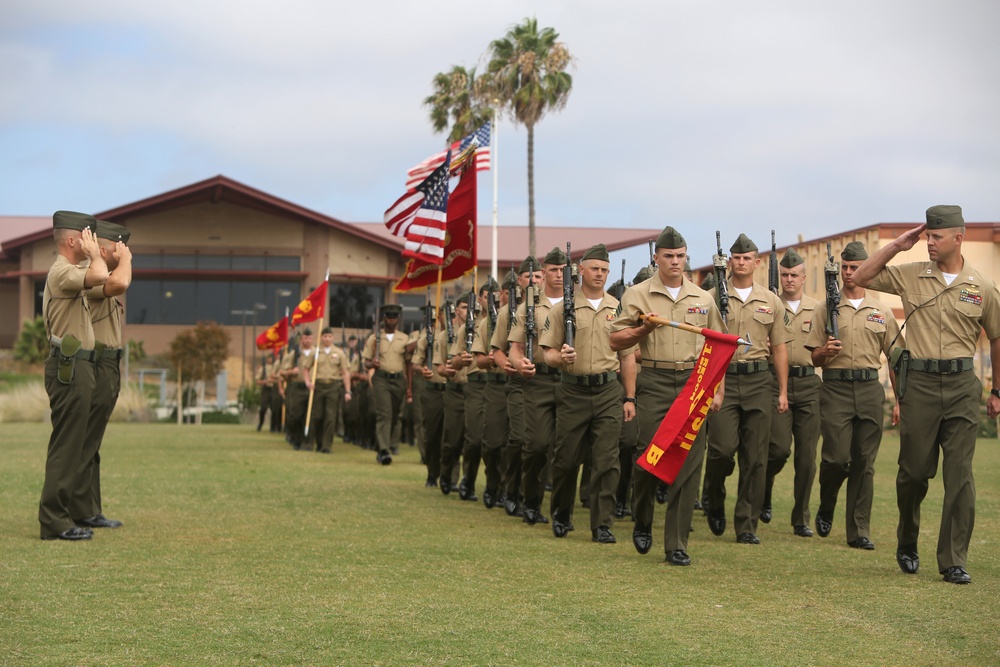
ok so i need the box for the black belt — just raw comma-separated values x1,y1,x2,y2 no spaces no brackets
375,369,403,380
446,382,465,393
50,347,95,362
824,368,879,382
428,382,446,392
641,360,695,371
788,366,816,378
561,370,616,387
316,379,338,385
534,363,561,376
486,373,508,383
728,359,769,375
907,358,974,374
467,373,489,383
98,347,124,361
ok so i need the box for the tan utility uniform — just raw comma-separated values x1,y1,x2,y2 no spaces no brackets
612,275,725,554
806,293,900,543
490,304,524,511
39,255,98,538
303,346,350,452
869,260,1000,571
363,330,410,457
542,291,626,531
705,281,791,537
473,313,506,503
509,293,563,516
415,329,446,484
766,293,822,529
435,327,468,489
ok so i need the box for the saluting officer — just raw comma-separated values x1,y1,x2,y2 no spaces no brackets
611,227,725,565
854,205,1000,584
807,241,901,551
763,248,822,538
508,247,569,526
363,304,411,465
39,211,109,541
704,233,791,545
303,327,352,453
78,219,131,531
542,244,636,544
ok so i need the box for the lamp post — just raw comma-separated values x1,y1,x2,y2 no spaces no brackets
230,309,254,387
275,288,292,323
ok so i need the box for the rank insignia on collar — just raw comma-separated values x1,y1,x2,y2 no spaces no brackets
959,289,983,306
687,307,708,314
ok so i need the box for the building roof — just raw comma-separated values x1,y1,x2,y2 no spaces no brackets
0,175,403,260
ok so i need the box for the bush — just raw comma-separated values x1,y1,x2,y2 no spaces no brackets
14,316,49,364
201,410,242,424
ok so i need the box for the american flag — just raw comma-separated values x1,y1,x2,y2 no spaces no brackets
405,122,490,192
384,150,452,264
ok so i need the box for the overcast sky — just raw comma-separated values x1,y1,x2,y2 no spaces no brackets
2,0,998,270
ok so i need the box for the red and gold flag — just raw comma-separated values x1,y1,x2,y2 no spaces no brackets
291,278,328,326
256,316,289,351
636,328,741,484
393,166,477,292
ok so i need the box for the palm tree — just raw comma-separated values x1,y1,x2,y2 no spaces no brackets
424,66,492,144
483,18,574,257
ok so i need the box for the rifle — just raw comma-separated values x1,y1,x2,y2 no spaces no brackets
340,325,347,352
444,291,456,360
648,239,657,273
465,289,475,353
424,288,435,370
507,264,519,333
372,311,381,364
824,242,840,339
713,231,730,325
525,258,538,363
487,289,499,343
769,230,779,295
563,242,576,349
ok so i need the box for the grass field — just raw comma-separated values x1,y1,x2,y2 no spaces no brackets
2,423,999,666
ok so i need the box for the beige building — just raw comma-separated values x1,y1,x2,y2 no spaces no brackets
0,175,658,399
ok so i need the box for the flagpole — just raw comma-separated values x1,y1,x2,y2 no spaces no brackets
491,106,499,281
303,313,324,439
638,314,751,347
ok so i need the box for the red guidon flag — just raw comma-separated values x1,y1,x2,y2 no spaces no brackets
637,328,742,484
257,316,289,351
291,274,328,326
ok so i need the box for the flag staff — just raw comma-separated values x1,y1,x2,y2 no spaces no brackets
302,312,324,439
491,105,499,281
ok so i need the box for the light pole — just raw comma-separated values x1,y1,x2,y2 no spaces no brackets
230,309,254,387
274,288,292,323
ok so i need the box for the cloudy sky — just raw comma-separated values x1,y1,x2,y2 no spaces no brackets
2,0,998,268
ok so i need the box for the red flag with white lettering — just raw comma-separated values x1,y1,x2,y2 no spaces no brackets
636,328,741,484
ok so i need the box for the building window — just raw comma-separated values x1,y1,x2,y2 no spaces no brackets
126,279,300,326
132,253,300,271
327,283,384,329
397,293,428,333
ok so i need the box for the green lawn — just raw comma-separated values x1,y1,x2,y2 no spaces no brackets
2,423,998,666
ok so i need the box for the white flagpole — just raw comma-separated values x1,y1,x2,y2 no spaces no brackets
491,106,499,281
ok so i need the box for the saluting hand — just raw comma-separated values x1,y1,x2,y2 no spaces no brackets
80,227,100,258
113,241,131,263
895,223,927,252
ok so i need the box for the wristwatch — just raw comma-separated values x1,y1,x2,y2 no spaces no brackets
991,388,1000,399
623,397,637,405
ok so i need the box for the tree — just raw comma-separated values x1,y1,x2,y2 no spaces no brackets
167,322,231,420
483,17,574,257
13,316,49,364
424,65,493,144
